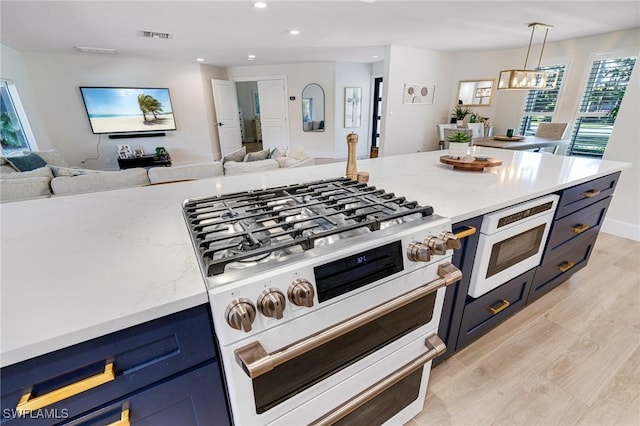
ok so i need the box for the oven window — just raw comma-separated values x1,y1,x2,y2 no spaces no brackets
486,224,545,278
333,368,423,425
252,292,436,414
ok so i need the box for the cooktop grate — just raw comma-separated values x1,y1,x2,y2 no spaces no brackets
183,177,433,276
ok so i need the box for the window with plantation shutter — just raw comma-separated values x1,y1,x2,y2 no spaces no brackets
519,65,565,136
567,57,636,157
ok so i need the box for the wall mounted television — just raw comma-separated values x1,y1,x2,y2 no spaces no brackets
79,87,177,134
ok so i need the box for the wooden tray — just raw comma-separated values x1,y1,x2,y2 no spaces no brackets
493,135,525,141
440,155,503,171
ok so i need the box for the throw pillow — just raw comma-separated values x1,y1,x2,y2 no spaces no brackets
222,147,247,164
288,146,309,161
275,157,300,168
269,147,286,159
28,149,69,167
6,153,47,172
244,149,270,162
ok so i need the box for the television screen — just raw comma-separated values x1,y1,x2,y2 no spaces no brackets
79,87,177,134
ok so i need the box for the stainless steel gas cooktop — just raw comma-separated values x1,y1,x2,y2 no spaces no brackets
182,177,434,277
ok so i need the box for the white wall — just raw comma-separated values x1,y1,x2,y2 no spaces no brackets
227,62,335,158
334,62,372,159
380,45,454,157
10,50,218,169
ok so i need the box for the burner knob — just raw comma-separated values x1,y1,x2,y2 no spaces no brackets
424,235,448,255
407,241,431,262
225,298,256,332
288,279,315,308
258,288,287,319
439,230,462,250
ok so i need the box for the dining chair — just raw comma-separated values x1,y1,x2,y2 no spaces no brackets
437,124,458,147
535,122,568,139
466,123,485,138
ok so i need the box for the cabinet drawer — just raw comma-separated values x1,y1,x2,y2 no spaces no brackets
544,196,611,260
529,233,598,303
456,268,536,350
63,362,229,426
555,172,619,219
1,305,216,425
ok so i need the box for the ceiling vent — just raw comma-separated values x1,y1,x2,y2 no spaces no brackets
76,46,118,55
141,31,172,40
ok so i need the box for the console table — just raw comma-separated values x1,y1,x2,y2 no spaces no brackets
118,155,172,169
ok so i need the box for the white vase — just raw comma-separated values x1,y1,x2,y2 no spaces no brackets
449,142,469,159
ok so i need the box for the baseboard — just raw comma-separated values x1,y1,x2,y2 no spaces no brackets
601,217,640,241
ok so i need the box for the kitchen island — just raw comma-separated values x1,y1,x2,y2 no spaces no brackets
0,147,630,424
0,147,630,367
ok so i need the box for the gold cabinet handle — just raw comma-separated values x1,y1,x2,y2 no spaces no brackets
454,225,477,240
558,261,574,273
309,334,446,426
487,299,510,315
16,362,115,414
108,409,130,426
572,223,589,234
583,189,601,198
235,263,462,379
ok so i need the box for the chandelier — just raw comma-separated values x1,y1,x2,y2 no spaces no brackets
498,23,557,90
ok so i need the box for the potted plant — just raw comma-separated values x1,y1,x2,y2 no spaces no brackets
452,106,473,125
446,130,473,159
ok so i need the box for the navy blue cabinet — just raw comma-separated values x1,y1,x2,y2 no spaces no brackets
434,215,482,364
1,305,230,426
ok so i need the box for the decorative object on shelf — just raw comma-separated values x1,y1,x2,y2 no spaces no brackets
403,83,435,104
346,132,358,180
344,87,362,128
498,23,557,90
440,155,503,171
134,149,144,158
117,144,132,159
446,129,473,159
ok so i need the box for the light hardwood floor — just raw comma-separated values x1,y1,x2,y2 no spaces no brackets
410,232,640,426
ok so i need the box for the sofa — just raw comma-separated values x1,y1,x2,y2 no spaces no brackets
0,147,314,203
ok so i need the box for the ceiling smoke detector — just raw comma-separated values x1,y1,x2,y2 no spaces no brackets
75,46,117,55
141,31,172,40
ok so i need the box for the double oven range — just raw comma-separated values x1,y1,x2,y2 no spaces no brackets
183,178,462,425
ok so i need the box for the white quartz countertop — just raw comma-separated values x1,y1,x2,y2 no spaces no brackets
0,147,630,367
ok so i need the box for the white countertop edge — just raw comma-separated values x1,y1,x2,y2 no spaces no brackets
0,292,209,368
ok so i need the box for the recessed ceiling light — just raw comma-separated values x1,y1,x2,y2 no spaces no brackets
288,29,300,35
75,46,117,55
248,54,256,60
253,2,267,8
196,58,204,62
372,55,379,59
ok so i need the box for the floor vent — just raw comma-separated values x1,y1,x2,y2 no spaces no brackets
141,31,172,39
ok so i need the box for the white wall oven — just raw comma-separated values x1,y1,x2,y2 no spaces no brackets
468,194,559,298
183,178,462,425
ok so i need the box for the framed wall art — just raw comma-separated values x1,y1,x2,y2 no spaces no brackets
403,84,435,104
344,87,362,128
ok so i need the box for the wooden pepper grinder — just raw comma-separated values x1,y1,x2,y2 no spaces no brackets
346,132,358,180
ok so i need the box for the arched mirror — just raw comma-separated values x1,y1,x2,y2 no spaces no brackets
457,79,495,106
302,83,325,132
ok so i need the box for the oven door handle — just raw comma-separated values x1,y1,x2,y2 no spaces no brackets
234,263,461,379
309,334,446,426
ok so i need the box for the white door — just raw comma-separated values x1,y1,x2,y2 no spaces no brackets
211,79,242,157
257,79,290,151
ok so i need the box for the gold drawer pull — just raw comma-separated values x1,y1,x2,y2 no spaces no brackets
583,189,601,198
487,299,510,315
16,362,115,414
454,225,477,240
108,409,130,426
558,261,574,273
572,223,589,234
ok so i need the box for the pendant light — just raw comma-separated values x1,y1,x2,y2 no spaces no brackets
497,23,557,90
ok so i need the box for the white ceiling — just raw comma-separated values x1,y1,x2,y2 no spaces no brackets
1,0,639,67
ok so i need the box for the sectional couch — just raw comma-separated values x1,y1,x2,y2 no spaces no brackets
0,147,314,203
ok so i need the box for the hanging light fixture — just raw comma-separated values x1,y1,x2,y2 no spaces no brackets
498,23,557,90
